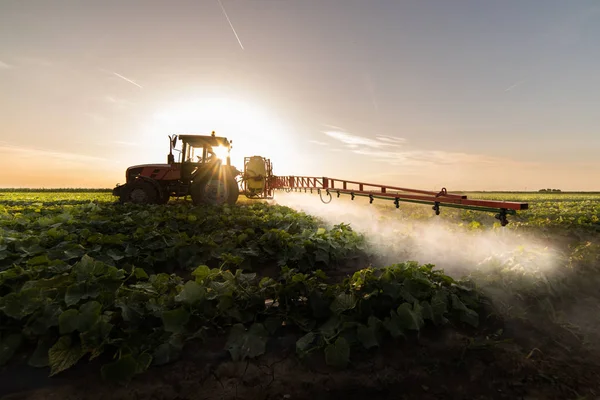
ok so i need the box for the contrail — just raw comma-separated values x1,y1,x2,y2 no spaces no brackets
113,72,143,88
217,0,245,50
504,80,526,92
0,60,11,69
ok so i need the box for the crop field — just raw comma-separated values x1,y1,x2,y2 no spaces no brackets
1,190,600,400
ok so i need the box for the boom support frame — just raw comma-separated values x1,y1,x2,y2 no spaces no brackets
269,176,528,226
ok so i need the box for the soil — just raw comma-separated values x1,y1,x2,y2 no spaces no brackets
2,314,600,400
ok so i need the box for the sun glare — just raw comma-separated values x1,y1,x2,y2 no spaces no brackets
212,145,230,162
149,96,297,173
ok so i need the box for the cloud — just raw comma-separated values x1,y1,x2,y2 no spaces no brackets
324,130,405,149
375,135,406,144
0,142,107,165
323,129,532,168
0,60,11,69
309,140,328,146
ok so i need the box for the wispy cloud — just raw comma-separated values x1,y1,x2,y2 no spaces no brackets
0,142,108,164
324,130,405,149
375,135,406,144
322,129,531,168
309,140,328,146
0,60,11,69
113,72,143,88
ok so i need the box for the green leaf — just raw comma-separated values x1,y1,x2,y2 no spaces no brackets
78,301,102,331
0,333,22,366
48,336,84,376
106,248,124,261
27,255,50,266
451,294,479,328
64,284,84,307
330,293,356,314
175,281,206,305
296,332,317,354
134,268,149,279
58,309,80,334
152,342,181,366
161,308,190,333
29,303,62,335
28,337,53,368
383,312,405,339
324,337,350,368
192,265,211,282
357,324,378,349
420,300,434,322
319,316,341,340
396,303,424,331
226,323,268,361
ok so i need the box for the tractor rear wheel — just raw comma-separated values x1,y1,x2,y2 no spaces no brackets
190,176,239,206
121,180,159,204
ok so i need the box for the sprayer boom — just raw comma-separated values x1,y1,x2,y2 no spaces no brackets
269,176,528,226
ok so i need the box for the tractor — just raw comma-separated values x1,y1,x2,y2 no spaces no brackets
113,132,248,205
113,131,527,225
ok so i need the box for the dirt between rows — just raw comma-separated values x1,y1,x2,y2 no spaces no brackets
2,316,600,400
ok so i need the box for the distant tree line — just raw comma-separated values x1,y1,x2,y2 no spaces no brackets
538,188,562,192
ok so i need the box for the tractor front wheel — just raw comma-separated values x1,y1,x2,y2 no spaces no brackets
121,180,159,204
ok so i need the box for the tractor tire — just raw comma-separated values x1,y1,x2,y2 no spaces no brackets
228,179,240,205
190,175,239,206
121,180,159,204
157,188,170,205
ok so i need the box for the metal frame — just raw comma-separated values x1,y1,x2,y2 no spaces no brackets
269,175,528,226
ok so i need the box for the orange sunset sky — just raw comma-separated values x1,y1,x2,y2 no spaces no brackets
1,0,599,191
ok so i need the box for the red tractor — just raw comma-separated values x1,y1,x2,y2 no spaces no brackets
113,132,245,205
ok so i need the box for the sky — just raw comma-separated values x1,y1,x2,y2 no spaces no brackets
0,0,599,190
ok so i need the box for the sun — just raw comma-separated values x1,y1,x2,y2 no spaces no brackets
150,96,297,172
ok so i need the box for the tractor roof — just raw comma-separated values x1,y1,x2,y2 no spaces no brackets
178,134,231,148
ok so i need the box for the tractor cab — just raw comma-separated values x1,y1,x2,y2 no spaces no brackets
169,132,232,166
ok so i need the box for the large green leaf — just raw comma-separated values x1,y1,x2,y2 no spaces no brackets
175,281,206,305
357,324,378,349
296,332,317,354
396,303,424,331
324,337,350,368
48,336,84,376
330,293,357,314
226,323,268,361
451,294,479,328
161,308,190,333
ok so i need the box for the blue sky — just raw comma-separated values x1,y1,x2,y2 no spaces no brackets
0,0,598,189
